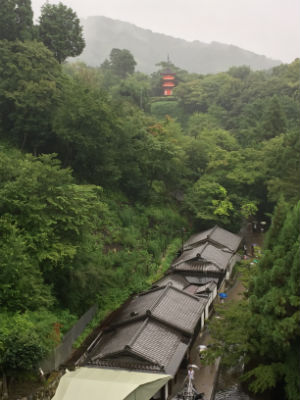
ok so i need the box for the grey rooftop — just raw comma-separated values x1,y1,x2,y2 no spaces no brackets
172,242,235,271
87,318,189,375
183,225,242,252
110,284,206,335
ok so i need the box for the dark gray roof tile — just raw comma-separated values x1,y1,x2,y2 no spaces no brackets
154,274,189,290
89,320,144,359
208,226,242,252
113,288,162,325
183,225,242,252
132,320,184,367
172,241,234,270
151,286,205,334
183,228,213,249
110,285,205,335
86,319,189,375
173,261,222,273
183,275,219,285
201,243,233,270
172,244,206,266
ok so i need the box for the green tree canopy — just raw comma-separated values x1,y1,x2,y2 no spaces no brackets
0,149,106,312
184,176,234,225
103,48,137,78
260,96,287,139
38,2,85,63
0,0,33,41
0,40,62,152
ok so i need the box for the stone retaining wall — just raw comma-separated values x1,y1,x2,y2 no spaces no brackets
0,371,64,400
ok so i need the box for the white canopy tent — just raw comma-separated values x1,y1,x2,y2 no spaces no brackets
52,367,171,400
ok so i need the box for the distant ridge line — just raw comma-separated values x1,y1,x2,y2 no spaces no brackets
76,15,282,74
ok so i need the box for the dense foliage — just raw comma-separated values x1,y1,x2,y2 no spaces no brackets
0,0,33,41
0,2,299,396
38,2,85,63
206,201,300,399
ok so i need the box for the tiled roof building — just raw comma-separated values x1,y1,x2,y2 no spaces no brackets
172,226,242,286
85,285,206,375
183,225,242,253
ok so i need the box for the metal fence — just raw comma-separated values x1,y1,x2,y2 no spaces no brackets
40,305,97,373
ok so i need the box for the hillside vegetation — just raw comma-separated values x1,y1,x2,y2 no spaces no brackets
0,2,299,398
77,16,281,74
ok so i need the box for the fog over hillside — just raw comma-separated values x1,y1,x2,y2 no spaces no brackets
75,16,282,74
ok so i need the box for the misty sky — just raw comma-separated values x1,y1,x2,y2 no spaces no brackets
31,0,300,63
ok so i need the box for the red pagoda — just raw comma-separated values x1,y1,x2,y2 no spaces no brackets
160,68,176,96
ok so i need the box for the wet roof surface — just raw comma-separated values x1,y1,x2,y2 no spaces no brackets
154,274,189,290
172,242,233,271
87,318,189,374
111,285,205,335
209,226,242,252
183,226,242,253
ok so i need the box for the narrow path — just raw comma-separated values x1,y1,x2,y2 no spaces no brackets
191,274,246,400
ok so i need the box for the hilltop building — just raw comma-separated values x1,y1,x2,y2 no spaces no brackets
160,68,176,96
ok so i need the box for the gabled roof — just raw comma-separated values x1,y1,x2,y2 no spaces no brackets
183,228,214,250
172,261,222,273
183,225,242,252
151,286,204,335
85,285,206,376
201,243,233,270
172,242,234,271
111,285,205,336
172,244,206,267
209,226,242,252
86,318,189,375
154,273,189,290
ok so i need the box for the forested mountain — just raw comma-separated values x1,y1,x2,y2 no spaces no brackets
76,16,281,74
0,1,299,398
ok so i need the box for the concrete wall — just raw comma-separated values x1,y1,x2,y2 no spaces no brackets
41,305,97,374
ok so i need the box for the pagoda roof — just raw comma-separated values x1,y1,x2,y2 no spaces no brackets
162,82,175,87
160,68,176,75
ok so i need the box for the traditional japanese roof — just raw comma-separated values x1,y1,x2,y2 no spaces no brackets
154,273,189,290
194,281,217,295
209,226,242,252
85,285,206,376
111,285,205,335
172,242,234,272
183,228,214,250
160,68,176,75
201,243,233,269
86,318,190,375
162,81,176,87
172,244,207,267
184,275,219,286
172,261,222,274
183,285,200,296
183,225,242,252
